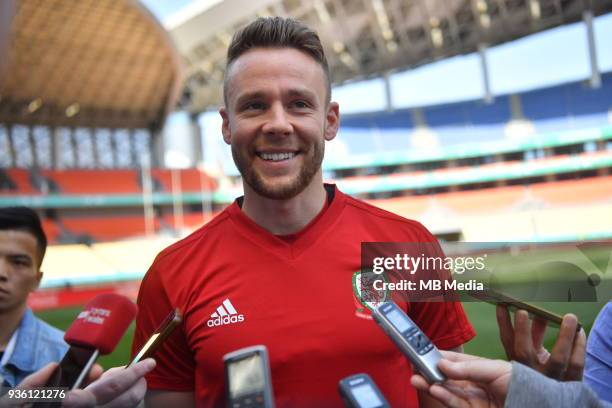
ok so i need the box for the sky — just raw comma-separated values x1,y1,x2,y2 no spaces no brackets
140,0,194,22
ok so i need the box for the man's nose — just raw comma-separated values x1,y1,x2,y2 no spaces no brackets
262,103,292,136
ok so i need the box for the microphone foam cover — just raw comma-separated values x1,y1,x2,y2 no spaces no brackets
64,293,138,355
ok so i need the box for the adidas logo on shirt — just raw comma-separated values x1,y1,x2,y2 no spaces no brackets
206,298,245,327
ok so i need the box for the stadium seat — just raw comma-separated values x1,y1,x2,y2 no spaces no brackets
162,211,217,230
151,168,216,192
368,195,430,217
530,176,612,206
41,219,62,243
435,186,526,214
43,169,142,194
1,169,38,194
62,215,160,241
522,74,612,133
41,244,116,283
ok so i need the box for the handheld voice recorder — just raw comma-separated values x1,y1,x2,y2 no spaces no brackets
372,301,446,383
338,373,390,408
223,345,274,408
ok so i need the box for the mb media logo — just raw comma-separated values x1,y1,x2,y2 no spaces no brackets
207,298,245,327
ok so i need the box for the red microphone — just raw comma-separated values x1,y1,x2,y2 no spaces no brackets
44,294,137,391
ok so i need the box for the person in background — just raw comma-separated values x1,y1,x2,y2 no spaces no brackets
0,207,67,386
584,301,612,402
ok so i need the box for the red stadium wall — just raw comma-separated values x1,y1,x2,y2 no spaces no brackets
28,281,141,311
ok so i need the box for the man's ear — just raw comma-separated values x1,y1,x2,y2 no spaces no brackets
220,107,232,145
33,270,43,290
324,102,340,142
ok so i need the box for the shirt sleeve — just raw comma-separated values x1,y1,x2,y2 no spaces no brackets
408,223,476,349
506,362,612,408
131,257,196,391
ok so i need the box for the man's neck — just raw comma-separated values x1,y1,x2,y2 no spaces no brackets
241,177,327,235
0,305,25,351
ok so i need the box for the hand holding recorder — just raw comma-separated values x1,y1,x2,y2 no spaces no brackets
410,350,511,408
372,301,445,383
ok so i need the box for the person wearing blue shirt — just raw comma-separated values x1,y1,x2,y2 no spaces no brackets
0,207,68,387
585,301,612,403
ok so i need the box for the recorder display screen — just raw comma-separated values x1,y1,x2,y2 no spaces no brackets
228,354,265,398
386,309,413,333
351,383,384,408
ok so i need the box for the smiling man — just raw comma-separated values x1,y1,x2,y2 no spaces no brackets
133,17,475,407
0,207,67,387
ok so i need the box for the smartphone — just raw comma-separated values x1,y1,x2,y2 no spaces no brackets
372,301,445,383
224,345,274,408
128,308,182,367
44,345,98,390
468,287,582,331
338,373,390,408
35,346,99,407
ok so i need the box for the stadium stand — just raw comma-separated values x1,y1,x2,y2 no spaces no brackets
39,237,175,289
522,76,612,132
151,168,217,192
41,219,62,243
42,244,117,283
531,175,612,205
460,204,612,242
334,150,612,196
89,238,173,280
61,215,159,241
338,73,612,153
368,176,612,219
162,211,219,231
43,169,143,194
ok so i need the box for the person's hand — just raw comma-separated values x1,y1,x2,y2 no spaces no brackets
411,351,512,408
63,359,156,408
83,364,104,386
0,363,58,407
0,359,154,408
496,305,586,380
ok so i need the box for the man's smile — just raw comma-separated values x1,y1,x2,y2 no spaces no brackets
256,151,299,162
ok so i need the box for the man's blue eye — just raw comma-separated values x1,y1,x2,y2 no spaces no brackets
293,101,309,108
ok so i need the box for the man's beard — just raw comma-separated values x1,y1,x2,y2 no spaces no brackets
232,140,325,200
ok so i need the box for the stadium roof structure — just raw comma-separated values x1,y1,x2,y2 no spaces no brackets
0,0,184,130
168,0,612,113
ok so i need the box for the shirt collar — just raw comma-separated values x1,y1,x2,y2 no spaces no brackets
0,326,18,367
5,308,38,372
228,184,346,259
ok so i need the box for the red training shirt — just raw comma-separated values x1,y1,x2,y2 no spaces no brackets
132,185,475,407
